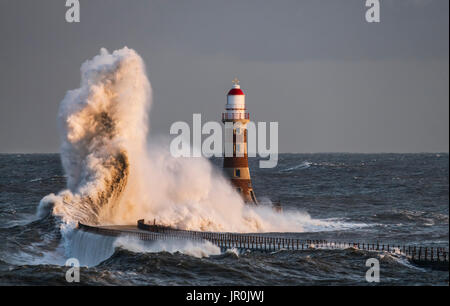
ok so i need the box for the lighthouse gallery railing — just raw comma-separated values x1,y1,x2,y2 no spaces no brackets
222,113,249,120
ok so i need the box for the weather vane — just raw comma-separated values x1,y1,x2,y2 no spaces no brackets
232,77,240,86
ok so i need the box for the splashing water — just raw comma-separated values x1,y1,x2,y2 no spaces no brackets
114,236,221,259
38,47,363,234
39,47,149,226
280,161,312,172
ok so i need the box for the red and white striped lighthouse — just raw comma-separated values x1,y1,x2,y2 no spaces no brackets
222,78,257,204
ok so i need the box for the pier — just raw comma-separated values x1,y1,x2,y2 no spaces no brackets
77,220,449,271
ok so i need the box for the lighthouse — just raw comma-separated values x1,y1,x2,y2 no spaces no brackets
222,78,257,205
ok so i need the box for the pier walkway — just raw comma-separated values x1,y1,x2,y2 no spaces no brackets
77,219,449,271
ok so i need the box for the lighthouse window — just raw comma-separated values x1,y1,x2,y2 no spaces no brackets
235,169,241,177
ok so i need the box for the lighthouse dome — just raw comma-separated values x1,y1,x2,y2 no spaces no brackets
227,88,244,96
226,78,246,110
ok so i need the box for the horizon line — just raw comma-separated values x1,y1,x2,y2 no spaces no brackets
0,151,448,155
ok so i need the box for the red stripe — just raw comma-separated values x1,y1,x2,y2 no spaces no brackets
227,88,245,95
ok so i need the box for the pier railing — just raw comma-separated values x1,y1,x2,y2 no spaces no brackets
78,221,449,270
135,220,448,264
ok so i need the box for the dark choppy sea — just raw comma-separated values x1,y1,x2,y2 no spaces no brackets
0,153,448,285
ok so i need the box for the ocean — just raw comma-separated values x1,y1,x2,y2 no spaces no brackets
0,153,448,285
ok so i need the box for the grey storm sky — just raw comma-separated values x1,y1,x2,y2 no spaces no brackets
0,0,448,153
